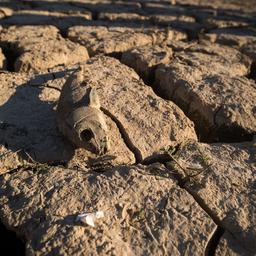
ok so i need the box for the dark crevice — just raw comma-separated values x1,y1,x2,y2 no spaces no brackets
127,64,158,91
247,61,256,80
91,11,99,21
204,226,225,256
142,144,180,165
118,57,168,100
59,29,68,38
0,221,25,256
106,51,123,60
182,184,222,225
142,152,172,165
215,125,254,143
0,44,20,72
213,106,254,142
100,107,143,163
145,66,157,86
213,106,223,127
186,28,201,41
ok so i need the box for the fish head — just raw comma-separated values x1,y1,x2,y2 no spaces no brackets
65,106,109,155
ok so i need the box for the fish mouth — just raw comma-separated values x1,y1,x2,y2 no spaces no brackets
80,129,94,142
64,107,108,155
78,128,99,154
78,126,108,155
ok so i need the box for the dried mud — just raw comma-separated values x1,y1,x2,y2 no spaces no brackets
0,0,255,255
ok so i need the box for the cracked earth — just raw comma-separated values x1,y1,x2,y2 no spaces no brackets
0,0,255,255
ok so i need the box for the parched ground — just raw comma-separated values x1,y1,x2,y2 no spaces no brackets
0,0,255,255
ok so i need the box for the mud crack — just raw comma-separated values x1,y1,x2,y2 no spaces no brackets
100,107,143,163
204,225,225,256
141,150,227,254
0,220,25,256
0,44,20,72
248,61,256,80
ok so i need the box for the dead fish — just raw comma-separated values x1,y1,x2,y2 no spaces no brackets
57,67,109,155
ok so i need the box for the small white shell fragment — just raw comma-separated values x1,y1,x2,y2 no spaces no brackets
76,211,104,227
95,211,104,218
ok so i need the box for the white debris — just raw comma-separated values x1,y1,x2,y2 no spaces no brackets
76,211,104,227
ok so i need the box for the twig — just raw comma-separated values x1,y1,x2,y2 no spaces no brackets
168,154,189,176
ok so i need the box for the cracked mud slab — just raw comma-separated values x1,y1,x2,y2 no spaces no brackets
203,14,255,29
0,71,134,167
98,12,149,23
0,8,92,31
176,0,256,12
75,56,197,160
174,139,256,254
0,0,255,254
67,24,187,56
143,3,203,36
0,164,216,255
154,42,256,141
21,1,92,15
0,55,196,166
122,41,252,80
0,25,89,72
69,1,142,14
203,27,256,47
121,45,173,82
122,41,255,141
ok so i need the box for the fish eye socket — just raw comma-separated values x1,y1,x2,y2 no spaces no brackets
80,129,94,142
